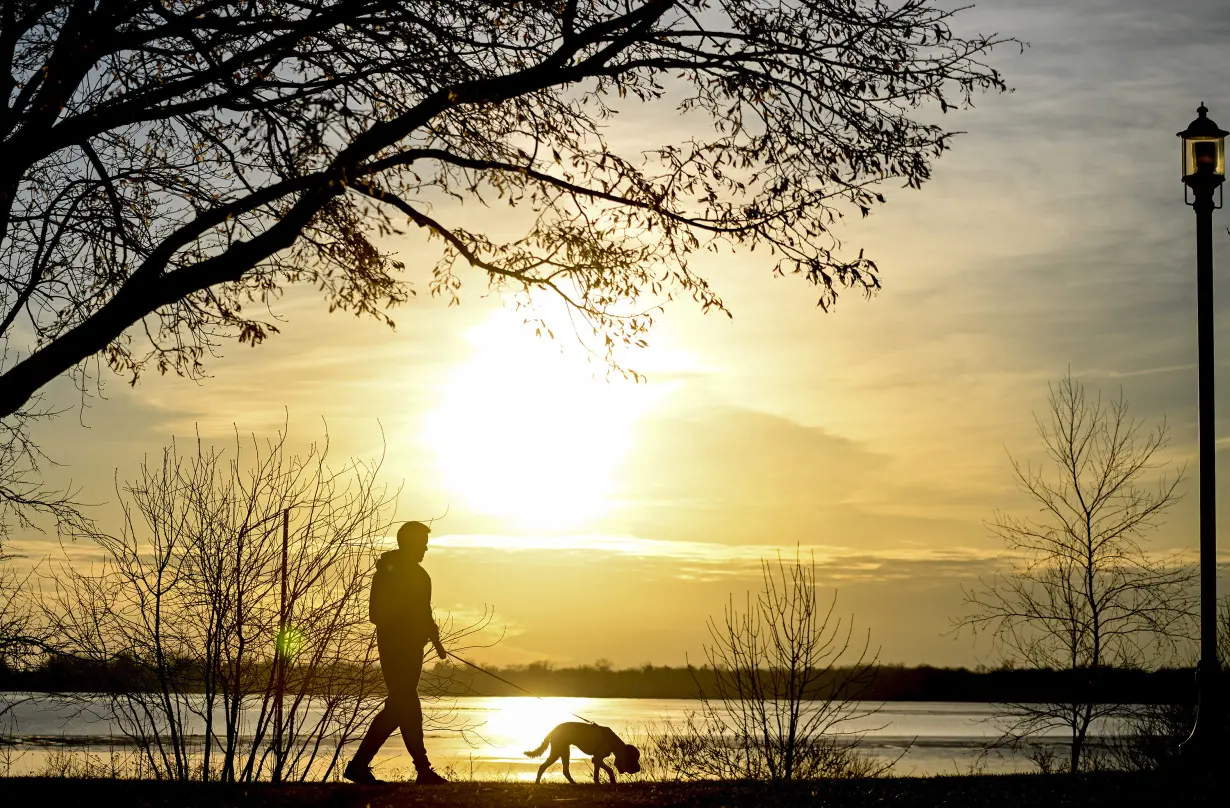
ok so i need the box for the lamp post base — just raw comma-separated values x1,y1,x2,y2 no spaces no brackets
1178,660,1224,766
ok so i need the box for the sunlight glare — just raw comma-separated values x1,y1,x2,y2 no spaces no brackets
422,311,670,530
478,697,597,773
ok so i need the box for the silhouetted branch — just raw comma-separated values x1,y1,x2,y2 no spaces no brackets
0,1,1015,425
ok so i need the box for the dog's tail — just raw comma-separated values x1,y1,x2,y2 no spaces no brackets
523,732,551,758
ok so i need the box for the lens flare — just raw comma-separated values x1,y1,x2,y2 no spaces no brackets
276,625,305,660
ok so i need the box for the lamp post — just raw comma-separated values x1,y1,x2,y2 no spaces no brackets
1178,103,1227,761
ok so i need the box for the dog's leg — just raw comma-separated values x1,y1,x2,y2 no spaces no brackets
560,747,575,784
593,756,616,784
535,749,560,783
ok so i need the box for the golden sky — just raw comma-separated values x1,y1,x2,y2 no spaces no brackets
18,0,1230,668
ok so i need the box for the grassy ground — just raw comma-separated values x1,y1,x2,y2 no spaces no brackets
0,772,1222,807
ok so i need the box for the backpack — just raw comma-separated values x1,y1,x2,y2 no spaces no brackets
368,550,404,625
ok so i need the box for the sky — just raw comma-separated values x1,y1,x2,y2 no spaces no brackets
14,0,1230,669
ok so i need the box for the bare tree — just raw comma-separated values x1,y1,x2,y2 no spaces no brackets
0,385,91,679
0,1,1012,428
0,395,93,544
957,373,1197,773
660,550,885,781
1,527,69,726
43,424,493,781
0,541,44,682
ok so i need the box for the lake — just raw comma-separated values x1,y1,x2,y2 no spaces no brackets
0,695,1121,779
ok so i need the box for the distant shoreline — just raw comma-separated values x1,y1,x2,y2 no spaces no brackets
0,661,1203,704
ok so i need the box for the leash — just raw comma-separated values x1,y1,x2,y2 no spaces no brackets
446,651,597,725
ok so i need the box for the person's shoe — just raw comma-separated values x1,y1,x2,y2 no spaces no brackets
415,766,448,785
343,759,382,784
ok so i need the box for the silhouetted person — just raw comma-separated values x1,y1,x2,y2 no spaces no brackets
344,521,448,785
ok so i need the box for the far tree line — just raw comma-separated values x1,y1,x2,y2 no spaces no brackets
4,654,1227,707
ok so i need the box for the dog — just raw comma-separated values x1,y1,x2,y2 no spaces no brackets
523,721,641,783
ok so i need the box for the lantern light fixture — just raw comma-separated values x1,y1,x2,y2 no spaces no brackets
1179,104,1227,207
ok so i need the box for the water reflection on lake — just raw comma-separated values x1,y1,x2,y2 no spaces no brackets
0,695,1117,779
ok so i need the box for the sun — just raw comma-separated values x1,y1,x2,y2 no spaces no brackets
422,310,667,530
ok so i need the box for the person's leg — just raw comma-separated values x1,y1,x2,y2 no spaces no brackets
352,703,399,765
385,687,426,760
345,630,408,782
388,656,428,763
380,637,444,781
394,667,447,784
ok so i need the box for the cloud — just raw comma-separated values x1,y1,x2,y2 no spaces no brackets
431,531,1006,583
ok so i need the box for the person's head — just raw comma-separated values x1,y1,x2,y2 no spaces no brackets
396,521,431,560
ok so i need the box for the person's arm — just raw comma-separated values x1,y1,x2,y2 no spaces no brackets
426,573,447,660
430,623,446,660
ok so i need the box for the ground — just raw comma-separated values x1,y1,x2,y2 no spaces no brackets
0,772,1221,807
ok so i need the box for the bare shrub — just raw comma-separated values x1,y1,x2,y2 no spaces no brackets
1109,596,1230,771
665,550,890,781
42,425,491,781
0,544,43,678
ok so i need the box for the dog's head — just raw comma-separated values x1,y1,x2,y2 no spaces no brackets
614,744,641,775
